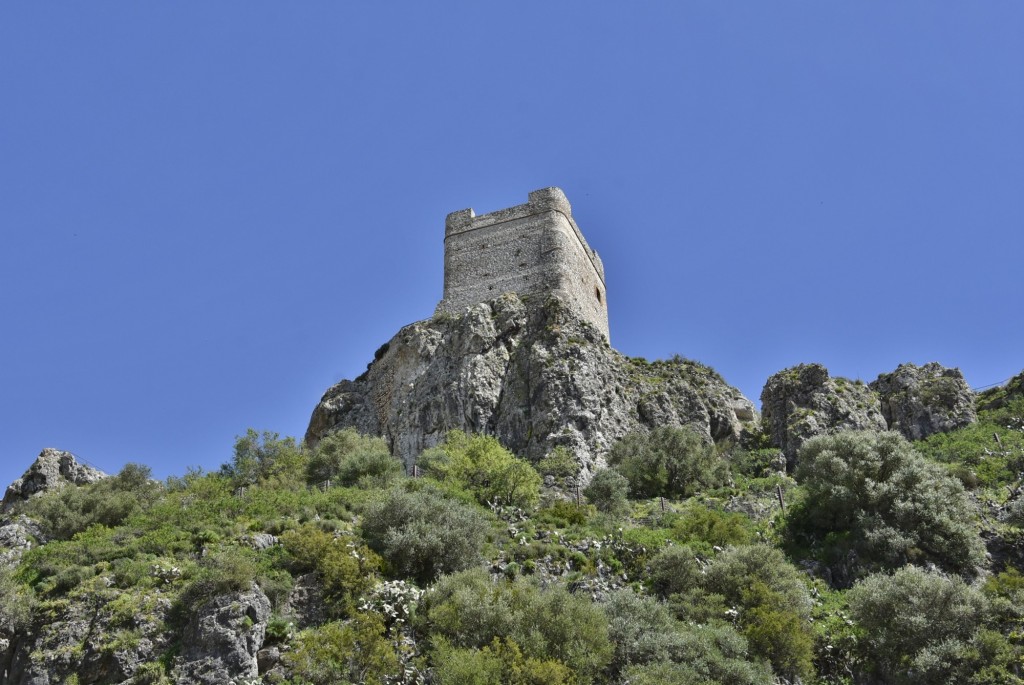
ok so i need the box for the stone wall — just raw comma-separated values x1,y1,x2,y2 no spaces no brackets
436,187,610,341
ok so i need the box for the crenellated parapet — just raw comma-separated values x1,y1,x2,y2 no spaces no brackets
436,187,609,341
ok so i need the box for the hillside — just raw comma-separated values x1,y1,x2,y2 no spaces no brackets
1,297,1022,684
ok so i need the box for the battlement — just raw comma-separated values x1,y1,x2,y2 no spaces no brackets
436,187,609,341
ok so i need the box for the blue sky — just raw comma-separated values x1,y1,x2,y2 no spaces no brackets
1,3,1021,488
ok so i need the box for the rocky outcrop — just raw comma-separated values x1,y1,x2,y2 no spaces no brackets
760,364,886,467
306,294,756,476
2,584,172,685
0,517,44,569
870,362,977,441
173,586,271,685
1,449,107,513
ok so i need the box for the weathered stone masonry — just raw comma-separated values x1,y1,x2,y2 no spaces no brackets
435,187,610,342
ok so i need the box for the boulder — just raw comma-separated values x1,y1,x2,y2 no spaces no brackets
174,586,271,685
305,294,757,478
870,362,977,440
2,448,107,513
760,363,886,467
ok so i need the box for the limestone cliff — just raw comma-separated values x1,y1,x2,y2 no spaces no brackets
760,363,887,467
305,294,756,475
870,362,977,441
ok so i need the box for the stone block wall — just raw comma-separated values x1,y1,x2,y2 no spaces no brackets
436,187,609,341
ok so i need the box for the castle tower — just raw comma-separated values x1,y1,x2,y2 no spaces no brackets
436,187,609,341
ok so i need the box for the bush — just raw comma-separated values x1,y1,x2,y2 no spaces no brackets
0,566,36,633
432,638,574,685
607,427,729,499
281,524,381,616
307,428,403,488
584,469,630,517
668,503,755,551
284,613,399,685
791,430,985,578
536,446,580,480
603,588,771,684
360,483,489,584
697,545,815,681
420,431,542,508
419,568,613,683
649,545,703,599
848,566,990,684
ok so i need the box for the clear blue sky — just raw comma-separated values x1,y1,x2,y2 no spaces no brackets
2,3,1021,488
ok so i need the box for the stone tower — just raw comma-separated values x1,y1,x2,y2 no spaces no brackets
435,187,609,341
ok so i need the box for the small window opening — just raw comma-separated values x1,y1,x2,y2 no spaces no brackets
595,287,602,303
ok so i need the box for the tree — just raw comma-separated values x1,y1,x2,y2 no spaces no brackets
607,426,729,499
792,430,985,578
220,429,305,488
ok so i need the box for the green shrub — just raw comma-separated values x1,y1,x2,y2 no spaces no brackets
648,545,703,599
360,483,489,584
281,524,380,616
668,503,755,550
536,446,580,479
307,428,403,488
584,469,630,517
607,427,729,499
698,545,815,681
848,566,990,684
536,499,590,527
177,545,261,607
284,613,399,685
791,430,985,578
420,431,542,508
432,637,575,685
0,566,36,633
603,588,771,684
419,568,612,683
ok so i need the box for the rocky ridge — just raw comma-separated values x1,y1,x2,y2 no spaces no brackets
760,363,887,467
870,361,977,441
761,361,980,466
305,293,757,476
1,449,106,514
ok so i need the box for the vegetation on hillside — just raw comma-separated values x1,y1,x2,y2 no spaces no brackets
3,393,1024,684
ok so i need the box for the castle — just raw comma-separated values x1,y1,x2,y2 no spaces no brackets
435,187,610,341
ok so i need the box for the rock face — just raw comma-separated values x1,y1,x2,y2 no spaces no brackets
760,364,886,467
0,517,44,569
2,583,172,685
306,294,756,475
1,449,107,513
173,586,271,685
870,362,977,440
